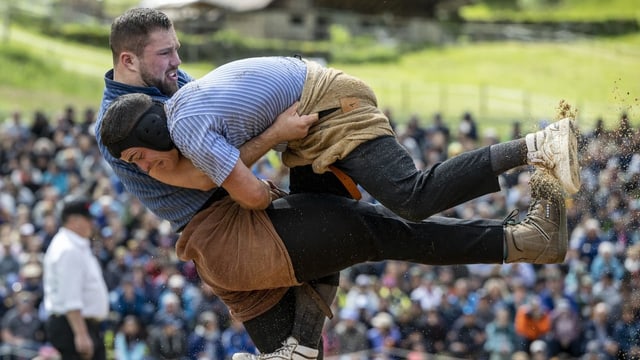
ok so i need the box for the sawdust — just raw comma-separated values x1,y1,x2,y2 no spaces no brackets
529,169,564,202
554,99,578,121
528,99,579,201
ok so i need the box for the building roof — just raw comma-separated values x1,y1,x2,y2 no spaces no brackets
139,0,273,12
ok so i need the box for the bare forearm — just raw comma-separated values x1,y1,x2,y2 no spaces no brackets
239,102,318,166
66,310,94,359
223,162,272,209
66,310,89,336
238,127,281,167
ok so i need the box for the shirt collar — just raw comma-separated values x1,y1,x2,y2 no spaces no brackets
59,227,91,249
103,69,166,99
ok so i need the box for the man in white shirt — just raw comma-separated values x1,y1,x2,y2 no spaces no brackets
43,196,109,360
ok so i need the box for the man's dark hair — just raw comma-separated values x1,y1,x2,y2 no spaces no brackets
110,8,174,63
100,93,152,154
100,93,174,158
59,195,93,223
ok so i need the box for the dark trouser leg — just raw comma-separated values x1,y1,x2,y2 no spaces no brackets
243,278,337,358
243,288,295,353
45,316,105,360
266,193,504,282
292,278,338,357
335,136,501,221
243,169,345,357
289,169,343,357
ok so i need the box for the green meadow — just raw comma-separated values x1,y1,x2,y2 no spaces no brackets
1,5,639,137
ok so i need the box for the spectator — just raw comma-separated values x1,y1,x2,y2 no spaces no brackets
17,261,44,306
445,305,486,359
607,216,633,257
103,245,128,290
539,268,578,314
110,275,154,325
590,241,625,282
221,319,256,358
484,307,518,360
580,302,618,360
529,340,548,360
377,264,413,317
500,262,536,289
547,298,582,358
623,243,640,282
409,272,443,314
147,316,187,360
591,271,622,314
575,274,597,318
514,296,551,352
3,111,30,143
0,291,45,359
612,305,640,359
187,311,225,360
414,306,446,355
343,274,381,319
458,111,478,143
427,112,451,146
159,273,202,328
473,290,495,327
113,315,149,360
572,218,604,267
482,277,510,313
446,277,478,321
29,111,53,140
333,308,369,357
152,292,187,333
0,231,21,283
194,283,231,331
367,312,402,359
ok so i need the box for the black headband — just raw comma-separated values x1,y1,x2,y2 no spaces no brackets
107,101,175,159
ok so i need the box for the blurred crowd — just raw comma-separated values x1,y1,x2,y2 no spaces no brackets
0,105,638,360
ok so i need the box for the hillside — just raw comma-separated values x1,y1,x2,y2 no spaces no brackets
1,23,639,136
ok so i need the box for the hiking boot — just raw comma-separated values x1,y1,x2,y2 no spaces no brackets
504,178,567,264
232,337,318,360
525,118,581,195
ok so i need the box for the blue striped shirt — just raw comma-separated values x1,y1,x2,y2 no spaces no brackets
97,69,215,232
166,56,307,187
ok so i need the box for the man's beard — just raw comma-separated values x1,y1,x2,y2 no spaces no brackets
141,68,179,96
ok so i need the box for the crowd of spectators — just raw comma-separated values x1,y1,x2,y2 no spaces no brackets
0,104,638,360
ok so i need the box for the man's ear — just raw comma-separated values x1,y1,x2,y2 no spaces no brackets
120,51,138,70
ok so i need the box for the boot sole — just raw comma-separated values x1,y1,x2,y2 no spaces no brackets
554,197,568,263
554,119,581,195
534,199,568,264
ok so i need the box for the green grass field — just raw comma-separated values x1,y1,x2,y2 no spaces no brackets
1,19,639,138
335,34,640,134
462,0,640,21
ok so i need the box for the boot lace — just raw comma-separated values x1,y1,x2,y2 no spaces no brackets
258,341,297,360
503,208,524,252
503,209,519,226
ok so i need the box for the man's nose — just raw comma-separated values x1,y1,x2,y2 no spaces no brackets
172,52,182,66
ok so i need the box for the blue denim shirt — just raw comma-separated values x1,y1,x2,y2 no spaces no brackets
96,69,214,232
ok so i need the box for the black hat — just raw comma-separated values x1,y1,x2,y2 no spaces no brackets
60,196,93,221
